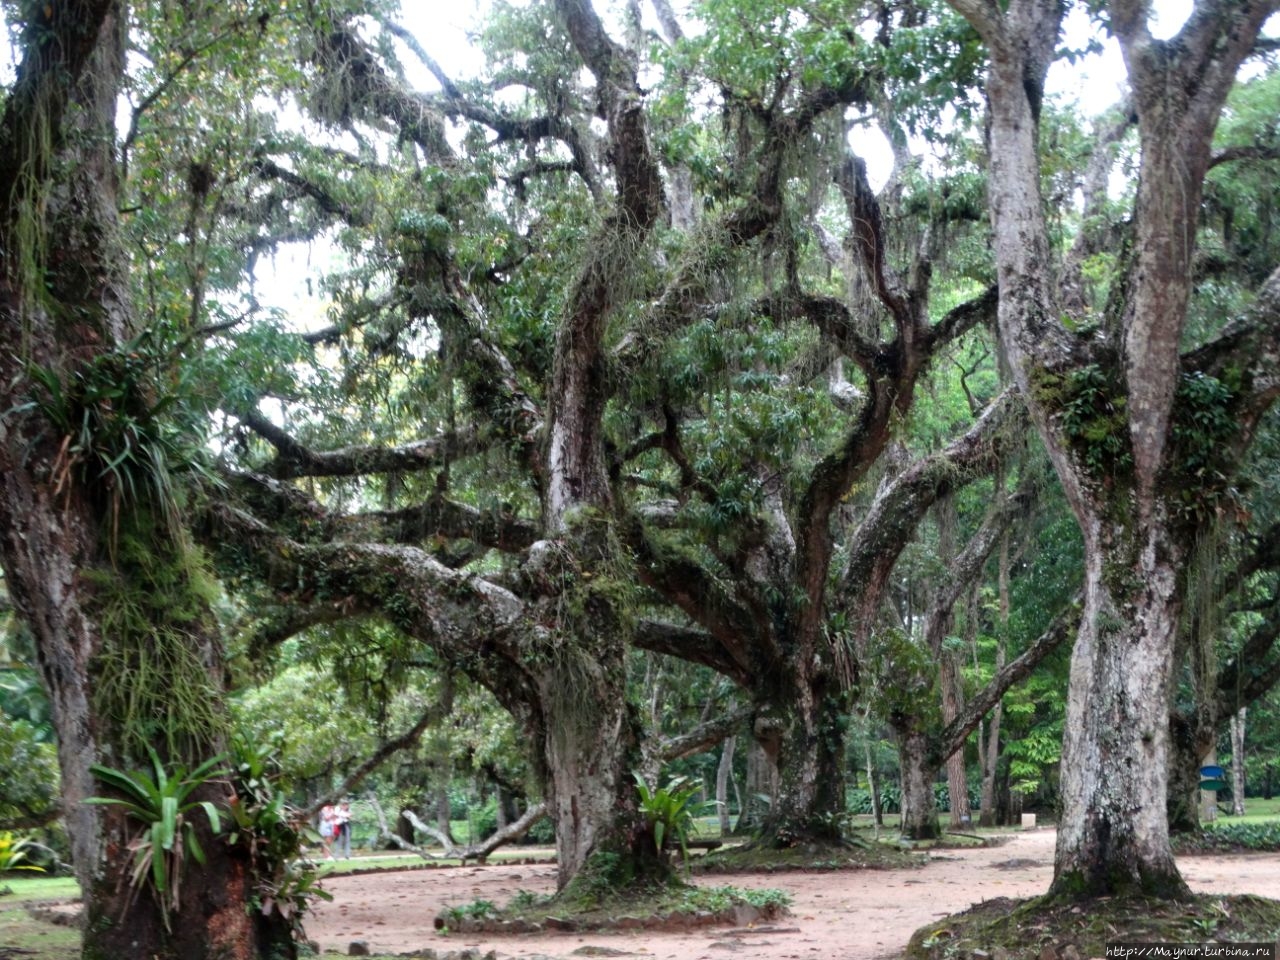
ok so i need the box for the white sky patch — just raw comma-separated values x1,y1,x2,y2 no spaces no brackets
395,1,490,92
1046,5,1126,111
1149,0,1194,41
849,123,893,193
252,238,339,332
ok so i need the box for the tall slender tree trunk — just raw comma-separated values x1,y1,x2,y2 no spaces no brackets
934,494,971,829
866,735,884,828
716,736,736,836
735,738,776,833
979,537,1009,827
940,655,971,828
1230,708,1247,816
434,787,454,843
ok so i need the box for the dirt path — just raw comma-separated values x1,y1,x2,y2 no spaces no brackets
306,831,1280,958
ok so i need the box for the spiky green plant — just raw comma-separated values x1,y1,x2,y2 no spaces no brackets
633,772,708,863
0,832,44,874
223,734,331,930
86,747,226,928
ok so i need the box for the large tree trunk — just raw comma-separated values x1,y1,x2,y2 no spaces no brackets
756,669,847,845
538,646,659,891
537,0,668,895
0,4,292,957
949,0,1279,900
897,727,941,841
1050,517,1187,898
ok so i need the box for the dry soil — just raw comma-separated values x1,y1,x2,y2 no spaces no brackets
305,830,1280,959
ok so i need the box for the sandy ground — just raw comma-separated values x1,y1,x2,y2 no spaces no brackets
305,831,1280,959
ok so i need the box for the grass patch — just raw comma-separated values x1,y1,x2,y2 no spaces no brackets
906,893,1280,960
0,875,80,904
436,881,790,934
0,904,81,960
907,833,1002,851
315,846,555,875
692,836,922,874
1211,796,1280,823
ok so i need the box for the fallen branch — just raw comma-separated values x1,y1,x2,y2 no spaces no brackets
364,792,550,861
399,802,549,861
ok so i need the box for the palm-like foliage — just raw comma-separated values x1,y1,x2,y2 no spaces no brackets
0,831,44,873
86,748,226,927
633,773,708,863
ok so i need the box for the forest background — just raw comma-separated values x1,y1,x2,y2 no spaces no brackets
2,0,1280,957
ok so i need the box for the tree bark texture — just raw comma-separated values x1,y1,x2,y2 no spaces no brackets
539,648,654,890
716,736,736,836
1166,712,1210,835
940,654,971,828
1050,517,1188,897
898,728,941,841
1231,708,1247,816
0,2,293,956
734,738,776,834
757,675,848,844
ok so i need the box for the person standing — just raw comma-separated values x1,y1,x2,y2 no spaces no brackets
334,801,353,859
318,804,336,860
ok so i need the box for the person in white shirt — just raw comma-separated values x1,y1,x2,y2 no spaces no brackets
319,804,336,860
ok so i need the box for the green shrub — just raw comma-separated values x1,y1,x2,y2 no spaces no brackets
634,773,705,861
1187,822,1280,851
525,815,554,845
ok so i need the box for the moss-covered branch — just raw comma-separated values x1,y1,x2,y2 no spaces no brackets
659,703,753,761
241,409,492,480
626,521,773,676
633,618,750,687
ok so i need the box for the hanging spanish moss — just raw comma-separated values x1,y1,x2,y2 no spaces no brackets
1183,518,1228,734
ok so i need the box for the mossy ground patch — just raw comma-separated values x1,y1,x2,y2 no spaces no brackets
906,893,1280,960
